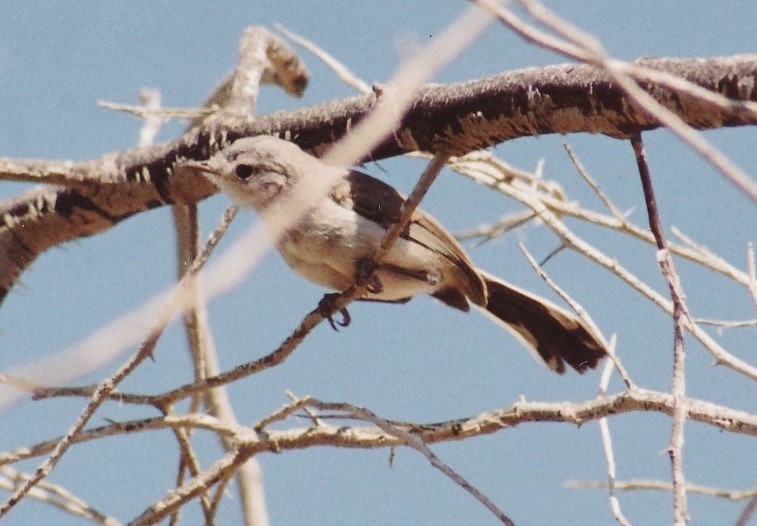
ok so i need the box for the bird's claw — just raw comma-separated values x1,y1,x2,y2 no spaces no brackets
318,293,351,331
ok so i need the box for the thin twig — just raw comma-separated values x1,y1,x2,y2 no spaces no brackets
144,150,452,408
0,323,162,516
517,242,633,388
736,494,757,526
0,467,119,525
285,391,323,427
596,340,632,525
162,406,215,525
309,400,515,526
97,100,212,120
692,317,757,328
454,210,539,246
0,203,236,517
135,86,214,525
178,26,295,526
747,242,757,309
563,143,625,221
567,479,757,501
452,152,752,289
254,396,314,431
129,445,255,526
631,134,689,525
454,153,757,380
274,24,371,94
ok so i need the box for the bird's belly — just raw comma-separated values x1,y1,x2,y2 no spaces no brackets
276,201,441,300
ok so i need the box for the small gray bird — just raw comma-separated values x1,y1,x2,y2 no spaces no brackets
186,135,606,374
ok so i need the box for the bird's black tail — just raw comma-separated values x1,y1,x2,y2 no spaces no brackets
481,276,606,374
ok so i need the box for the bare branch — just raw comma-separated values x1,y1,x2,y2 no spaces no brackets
454,153,757,380
0,467,118,525
596,353,632,525
566,479,757,501
309,401,515,525
477,0,757,199
2,55,757,303
0,198,233,516
631,134,690,525
3,389,754,472
1,12,755,524
274,24,371,94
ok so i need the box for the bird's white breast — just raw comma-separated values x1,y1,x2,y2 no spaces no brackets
276,196,442,300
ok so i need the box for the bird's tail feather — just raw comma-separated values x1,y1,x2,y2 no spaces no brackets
481,275,606,374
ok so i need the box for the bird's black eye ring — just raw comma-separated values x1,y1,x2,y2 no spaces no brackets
235,164,255,180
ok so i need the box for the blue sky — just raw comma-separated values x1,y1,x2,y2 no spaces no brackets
1,2,755,525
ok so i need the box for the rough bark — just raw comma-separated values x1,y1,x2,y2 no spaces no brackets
1,55,756,303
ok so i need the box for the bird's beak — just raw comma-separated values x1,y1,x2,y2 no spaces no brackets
180,159,214,174
177,160,222,185
174,160,230,198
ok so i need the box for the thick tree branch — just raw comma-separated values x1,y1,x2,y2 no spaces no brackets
1,55,756,303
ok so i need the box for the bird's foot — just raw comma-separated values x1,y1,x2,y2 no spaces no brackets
318,292,351,331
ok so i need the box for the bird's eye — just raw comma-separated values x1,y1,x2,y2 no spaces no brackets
235,164,255,180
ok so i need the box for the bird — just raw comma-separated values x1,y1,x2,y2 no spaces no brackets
184,135,607,374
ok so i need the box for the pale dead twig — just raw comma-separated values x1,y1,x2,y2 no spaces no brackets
113,10,495,524
97,100,213,121
3,388,755,470
452,151,752,289
563,143,625,221
0,200,236,519
596,341,632,526
517,243,633,388
566,479,757,501
308,400,515,526
170,26,302,526
133,86,215,524
746,242,757,309
453,156,757,380
274,24,372,94
0,467,119,525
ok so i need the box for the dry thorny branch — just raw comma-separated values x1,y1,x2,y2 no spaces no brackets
1,2,756,525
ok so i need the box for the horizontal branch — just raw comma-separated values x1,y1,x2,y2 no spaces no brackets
2,388,754,468
1,54,756,303
249,55,757,158
566,478,757,501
